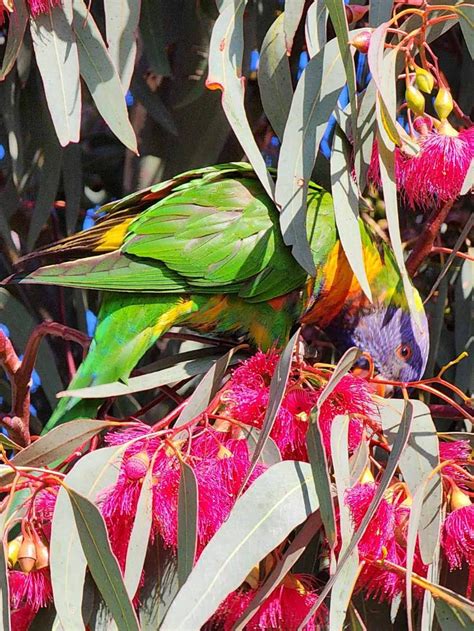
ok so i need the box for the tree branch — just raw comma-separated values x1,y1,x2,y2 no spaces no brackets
406,199,454,276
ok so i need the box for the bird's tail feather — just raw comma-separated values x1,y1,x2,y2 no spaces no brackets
43,293,195,433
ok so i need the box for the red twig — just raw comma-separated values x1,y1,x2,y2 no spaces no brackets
0,330,30,446
406,199,455,275
0,322,90,447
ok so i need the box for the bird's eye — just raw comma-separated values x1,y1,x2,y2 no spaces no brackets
396,343,412,361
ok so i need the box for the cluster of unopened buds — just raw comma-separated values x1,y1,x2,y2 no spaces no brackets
4,350,473,629
350,3,473,210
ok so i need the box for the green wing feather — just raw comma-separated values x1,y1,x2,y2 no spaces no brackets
11,164,337,302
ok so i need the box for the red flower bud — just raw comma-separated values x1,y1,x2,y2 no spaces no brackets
124,451,150,480
350,30,372,54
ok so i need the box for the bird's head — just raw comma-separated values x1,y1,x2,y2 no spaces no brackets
348,304,430,383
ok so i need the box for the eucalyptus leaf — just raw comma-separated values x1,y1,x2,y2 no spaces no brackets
139,0,171,76
124,466,154,599
235,511,323,630
177,461,198,587
380,399,441,564
0,520,10,631
300,401,414,628
72,0,137,153
330,126,372,301
370,0,394,27
50,446,124,631
160,460,320,630
207,0,274,198
65,487,139,631
457,4,474,59
435,599,474,630
305,1,328,58
0,0,28,80
354,79,376,193
258,13,293,141
377,134,422,328
238,329,299,493
325,0,357,137
104,0,140,92
139,540,179,630
30,1,81,146
283,0,305,54
59,349,240,399
319,347,361,407
276,35,360,274
13,419,114,468
244,428,281,466
330,415,361,631
368,25,402,149
26,139,62,251
306,417,336,547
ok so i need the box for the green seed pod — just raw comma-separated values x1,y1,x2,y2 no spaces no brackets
405,85,425,116
7,536,22,569
434,88,454,120
414,66,434,94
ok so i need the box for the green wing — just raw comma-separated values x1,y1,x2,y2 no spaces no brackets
11,164,337,302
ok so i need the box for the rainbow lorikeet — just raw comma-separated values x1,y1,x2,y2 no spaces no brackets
9,163,429,431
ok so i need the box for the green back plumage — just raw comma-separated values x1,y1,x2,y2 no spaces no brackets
12,164,336,302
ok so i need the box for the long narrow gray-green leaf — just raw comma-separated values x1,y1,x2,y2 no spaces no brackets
367,24,402,149
370,0,394,27
238,329,299,494
325,0,358,137
59,349,239,399
50,446,124,631
319,347,361,407
378,131,421,327
139,0,171,76
66,487,139,631
124,467,154,599
283,0,305,54
26,140,63,250
160,461,320,631
299,400,414,629
0,0,28,80
306,415,336,548
354,79,376,193
306,349,360,552
330,415,361,630
0,548,9,631
258,13,293,141
276,34,364,274
72,0,137,153
380,399,441,564
177,461,198,587
305,1,327,58
30,1,81,146
12,420,115,469
104,0,140,92
331,126,372,300
207,0,274,198
175,346,241,427
235,511,323,630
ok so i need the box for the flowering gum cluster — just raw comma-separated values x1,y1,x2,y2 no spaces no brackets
4,350,474,628
0,0,62,25
368,127,474,211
